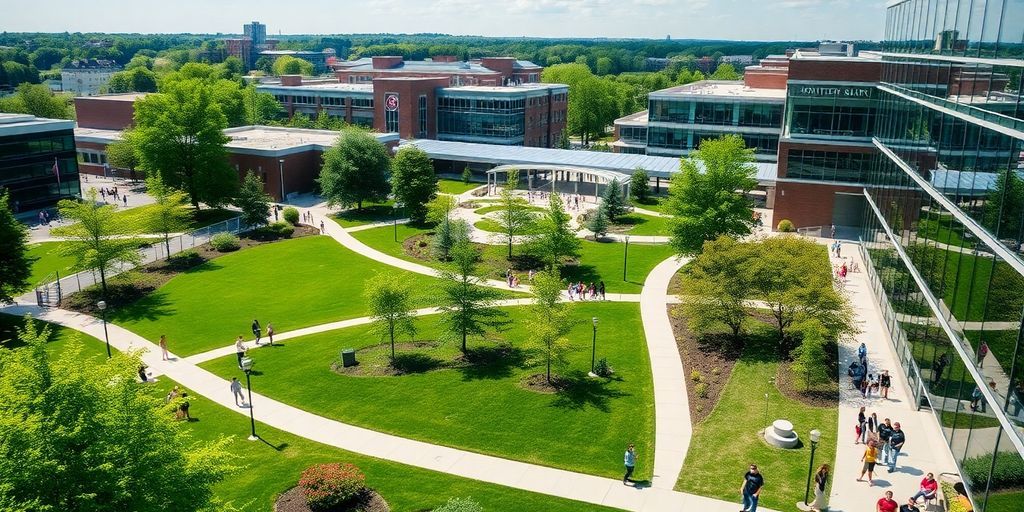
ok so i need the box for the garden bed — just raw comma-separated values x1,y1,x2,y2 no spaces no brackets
274,486,389,512
668,304,742,422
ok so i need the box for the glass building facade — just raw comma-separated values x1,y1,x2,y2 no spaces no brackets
646,95,783,160
436,95,526,145
861,1,1024,510
0,119,79,212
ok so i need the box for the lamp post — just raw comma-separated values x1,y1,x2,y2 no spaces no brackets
241,356,258,441
278,159,286,202
393,202,403,242
622,235,630,281
590,317,599,375
801,429,822,510
97,300,111,358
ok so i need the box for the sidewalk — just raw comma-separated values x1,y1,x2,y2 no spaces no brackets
826,246,957,512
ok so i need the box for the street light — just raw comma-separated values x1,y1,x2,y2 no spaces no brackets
278,159,286,202
801,429,823,509
590,317,599,375
622,235,630,281
241,356,258,441
97,300,111,358
393,202,404,242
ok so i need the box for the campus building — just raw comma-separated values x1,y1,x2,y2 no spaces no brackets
61,59,121,96
0,113,79,212
257,57,567,147
71,96,399,201
859,2,1024,511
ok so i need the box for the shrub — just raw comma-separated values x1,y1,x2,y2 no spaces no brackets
695,381,709,399
595,358,613,377
210,233,240,252
461,167,473,185
777,219,795,232
690,370,703,383
962,451,1024,491
941,482,970,512
283,206,300,225
166,249,204,270
434,497,483,512
268,221,294,236
299,463,366,511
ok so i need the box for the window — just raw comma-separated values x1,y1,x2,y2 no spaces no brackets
418,95,428,138
385,94,399,133
785,149,877,183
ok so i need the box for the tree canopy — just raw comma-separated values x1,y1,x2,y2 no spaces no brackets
0,191,31,303
318,129,392,210
272,55,315,76
106,67,158,93
363,273,417,361
437,241,506,353
530,193,580,268
390,146,437,224
0,83,74,119
235,170,272,228
667,134,758,255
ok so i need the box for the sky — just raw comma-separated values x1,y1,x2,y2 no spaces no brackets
2,0,890,41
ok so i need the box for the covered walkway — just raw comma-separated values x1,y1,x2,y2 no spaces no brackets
485,164,631,200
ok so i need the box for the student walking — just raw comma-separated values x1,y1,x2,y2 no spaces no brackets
887,422,906,472
159,334,169,360
876,490,898,512
978,341,989,368
319,220,325,233
179,392,191,421
858,439,879,486
856,406,867,444
858,342,868,366
230,377,245,407
235,336,247,368
266,323,274,346
623,444,636,485
878,418,894,463
932,352,949,387
740,464,764,512
812,464,829,511
867,412,879,442
880,370,892,399
599,281,606,300
251,319,262,344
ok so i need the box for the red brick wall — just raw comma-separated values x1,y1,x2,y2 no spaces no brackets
772,181,864,230
744,71,788,89
788,59,880,82
372,77,448,139
230,151,324,201
75,97,136,130
371,56,404,69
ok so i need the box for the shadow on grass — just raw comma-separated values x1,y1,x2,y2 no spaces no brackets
333,205,396,225
258,437,289,452
459,344,532,381
612,214,648,227
391,352,446,374
550,370,628,412
560,263,600,285
105,292,176,324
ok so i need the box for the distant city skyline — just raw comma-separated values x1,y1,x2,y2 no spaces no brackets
5,0,888,41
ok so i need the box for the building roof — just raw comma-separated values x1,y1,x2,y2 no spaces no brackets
650,80,787,101
0,113,75,136
402,138,777,183
75,125,399,157
335,57,515,75
439,83,568,95
614,110,649,126
63,59,120,70
513,60,541,69
789,49,881,62
78,92,149,102
258,50,328,56
257,82,374,94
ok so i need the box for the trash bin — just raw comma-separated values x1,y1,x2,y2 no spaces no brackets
341,349,357,367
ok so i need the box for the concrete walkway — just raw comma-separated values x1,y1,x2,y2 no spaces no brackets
826,246,958,512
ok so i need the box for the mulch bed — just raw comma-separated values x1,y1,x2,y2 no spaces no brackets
331,342,446,377
61,226,317,315
668,304,742,423
401,233,435,261
520,373,566,394
275,486,389,512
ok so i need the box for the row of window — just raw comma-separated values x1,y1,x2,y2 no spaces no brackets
649,99,783,128
0,157,79,188
274,94,375,109
884,0,1024,59
0,134,75,161
437,111,525,139
77,151,107,165
786,100,877,138
437,97,526,113
646,126,779,153
619,126,647,143
785,149,877,183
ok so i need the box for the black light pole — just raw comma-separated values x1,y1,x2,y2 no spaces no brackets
241,356,258,441
278,159,286,202
98,300,111,358
802,429,822,508
590,317,598,374
622,235,630,281
393,202,404,242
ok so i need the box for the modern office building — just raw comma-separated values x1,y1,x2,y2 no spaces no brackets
61,59,121,96
0,113,79,212
257,58,568,147
225,21,281,71
860,1,1024,511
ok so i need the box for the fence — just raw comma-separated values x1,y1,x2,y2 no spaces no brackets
33,216,243,306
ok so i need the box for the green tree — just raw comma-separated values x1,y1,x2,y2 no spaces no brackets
318,129,391,210
601,178,627,221
0,191,31,303
143,176,193,256
0,316,235,510
437,241,505,353
529,269,575,384
461,166,473,185
125,54,154,70
241,84,281,125
432,218,470,261
667,134,757,255
235,170,272,228
709,62,741,80
106,67,158,93
630,168,650,202
390,146,437,224
586,204,610,239
790,324,831,391
595,56,613,75
105,136,139,174
542,63,617,144
530,193,580,268
678,236,750,340
254,55,274,74
0,83,73,119
426,194,457,226
52,190,142,299
272,55,315,76
495,169,535,258
363,273,416,361
983,168,1024,240
131,79,237,208
557,129,571,150
29,47,64,71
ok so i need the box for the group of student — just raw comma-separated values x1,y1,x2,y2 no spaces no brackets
567,280,605,301
234,319,276,368
848,343,893,399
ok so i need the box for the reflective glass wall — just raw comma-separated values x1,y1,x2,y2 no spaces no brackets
863,2,1024,510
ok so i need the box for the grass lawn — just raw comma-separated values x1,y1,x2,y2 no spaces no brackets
109,205,237,233
631,197,671,214
352,224,676,293
200,302,655,480
331,200,397,228
438,178,482,195
916,214,970,248
612,213,671,236
676,330,838,511
110,236,445,357
909,243,1024,322
0,312,107,356
474,218,545,235
27,242,78,285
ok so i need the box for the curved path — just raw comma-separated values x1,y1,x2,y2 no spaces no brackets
1,206,768,512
